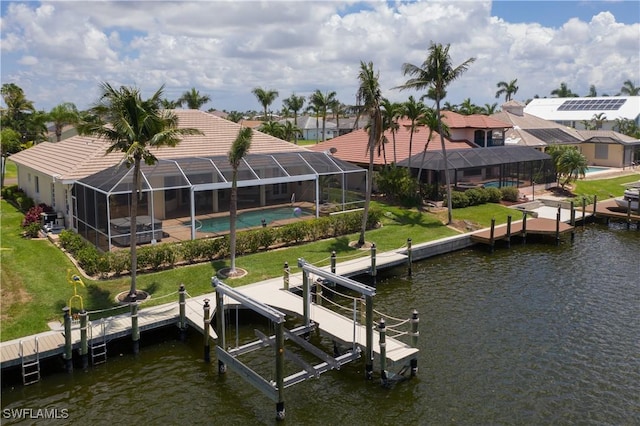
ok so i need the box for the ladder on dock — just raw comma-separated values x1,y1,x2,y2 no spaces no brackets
89,318,107,365
19,337,40,385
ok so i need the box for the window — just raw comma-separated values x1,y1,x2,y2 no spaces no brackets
51,183,56,208
595,144,608,160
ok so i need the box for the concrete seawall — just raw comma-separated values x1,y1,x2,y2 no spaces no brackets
399,233,476,260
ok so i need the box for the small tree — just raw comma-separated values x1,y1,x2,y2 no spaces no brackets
228,127,253,276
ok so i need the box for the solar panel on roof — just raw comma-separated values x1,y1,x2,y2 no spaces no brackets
557,98,626,111
523,128,581,143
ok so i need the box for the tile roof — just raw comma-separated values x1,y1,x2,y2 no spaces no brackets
441,111,512,129
10,109,307,181
307,118,472,166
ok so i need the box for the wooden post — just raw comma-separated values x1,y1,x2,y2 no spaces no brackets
330,251,336,274
410,309,419,376
489,218,496,253
522,212,527,244
407,238,413,276
556,206,561,246
370,243,377,285
302,269,310,328
178,284,186,341
626,202,632,230
582,197,586,228
506,215,512,248
283,262,290,290
79,309,88,369
570,201,575,242
130,295,139,355
592,195,598,217
63,306,73,372
365,294,374,380
275,321,285,421
203,298,211,363
378,318,387,385
315,277,322,306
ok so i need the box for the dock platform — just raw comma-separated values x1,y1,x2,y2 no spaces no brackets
471,217,574,244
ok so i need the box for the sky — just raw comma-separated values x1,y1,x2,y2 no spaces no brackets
1,1,639,114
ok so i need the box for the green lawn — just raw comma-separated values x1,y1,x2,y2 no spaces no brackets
573,174,639,200
2,159,17,181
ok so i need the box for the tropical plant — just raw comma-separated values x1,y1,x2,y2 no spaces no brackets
403,96,426,169
556,147,588,188
330,99,347,133
308,89,337,142
1,128,21,188
282,94,305,143
228,127,253,276
77,83,203,300
551,82,578,98
619,80,639,96
458,98,480,115
495,78,519,102
355,61,383,247
416,107,449,182
395,41,476,225
48,102,79,141
226,111,245,123
586,85,597,97
258,121,286,139
1,83,47,145
590,113,607,130
482,103,499,115
252,87,279,121
177,87,211,110
281,121,302,143
381,99,402,164
161,99,182,109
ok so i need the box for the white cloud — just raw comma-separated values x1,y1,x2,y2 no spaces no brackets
1,1,638,112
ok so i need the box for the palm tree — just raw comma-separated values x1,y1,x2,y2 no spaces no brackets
330,99,346,135
458,98,479,115
177,87,211,109
586,85,597,97
281,120,302,143
416,107,449,182
1,128,21,188
356,61,383,247
78,83,202,300
161,99,182,109
252,87,279,121
308,89,337,142
282,94,305,144
403,96,426,169
228,127,253,276
482,103,499,115
551,82,578,98
495,79,519,102
619,80,640,96
258,120,285,139
48,102,79,142
381,98,402,164
395,41,476,225
591,112,607,130
557,147,588,188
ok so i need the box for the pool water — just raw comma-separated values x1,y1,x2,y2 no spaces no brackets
584,166,610,174
482,180,523,188
184,206,313,233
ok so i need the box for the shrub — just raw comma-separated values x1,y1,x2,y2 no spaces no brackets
465,188,489,206
485,187,503,203
22,205,44,227
23,222,41,238
76,246,101,276
500,187,520,202
109,251,131,276
446,191,470,208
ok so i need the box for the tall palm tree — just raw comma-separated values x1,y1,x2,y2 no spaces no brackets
228,127,253,276
416,107,450,182
619,80,640,96
252,87,279,121
551,82,578,98
48,102,79,141
403,96,426,170
330,99,346,135
381,98,402,164
356,61,383,247
308,89,337,142
178,87,211,109
395,41,476,225
495,79,518,102
282,94,305,144
78,83,202,300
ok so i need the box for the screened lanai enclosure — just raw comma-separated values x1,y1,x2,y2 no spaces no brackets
73,152,367,251
398,146,556,198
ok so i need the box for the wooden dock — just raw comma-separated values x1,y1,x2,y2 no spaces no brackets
589,198,640,223
471,217,574,244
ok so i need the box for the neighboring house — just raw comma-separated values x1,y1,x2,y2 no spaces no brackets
524,96,640,130
494,101,640,167
310,111,557,196
9,109,365,251
283,115,337,141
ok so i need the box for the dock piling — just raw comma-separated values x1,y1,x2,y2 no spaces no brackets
506,216,512,248
489,218,496,253
410,309,419,376
331,251,336,274
556,206,561,245
407,238,413,276
378,318,387,385
365,294,374,380
370,243,377,285
130,295,139,355
203,298,211,363
79,309,88,369
283,262,290,290
522,212,527,243
582,197,586,228
570,201,575,241
62,306,73,373
275,322,285,421
178,284,186,341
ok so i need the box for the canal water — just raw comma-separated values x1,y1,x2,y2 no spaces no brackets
2,224,639,425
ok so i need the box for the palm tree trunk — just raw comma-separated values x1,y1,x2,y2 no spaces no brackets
229,172,238,273
129,160,140,297
358,125,375,246
436,100,453,224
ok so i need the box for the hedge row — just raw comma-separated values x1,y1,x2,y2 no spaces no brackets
58,208,382,278
445,186,520,209
1,185,35,212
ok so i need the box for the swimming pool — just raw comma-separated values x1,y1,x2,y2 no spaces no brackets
482,180,523,188
184,206,313,233
584,166,611,174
